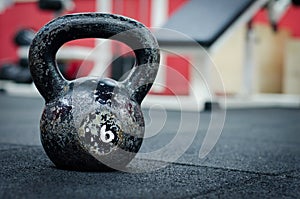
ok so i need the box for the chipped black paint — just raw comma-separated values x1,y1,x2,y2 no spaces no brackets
29,13,160,171
94,79,116,105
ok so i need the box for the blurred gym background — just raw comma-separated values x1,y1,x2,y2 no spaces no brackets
0,0,299,110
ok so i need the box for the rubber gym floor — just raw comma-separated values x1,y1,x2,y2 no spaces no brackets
0,93,299,198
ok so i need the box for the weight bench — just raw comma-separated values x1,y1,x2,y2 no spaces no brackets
142,0,269,111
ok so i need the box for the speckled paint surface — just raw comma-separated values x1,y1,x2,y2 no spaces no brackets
29,13,160,171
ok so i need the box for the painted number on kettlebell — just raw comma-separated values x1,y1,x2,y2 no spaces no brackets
79,112,121,154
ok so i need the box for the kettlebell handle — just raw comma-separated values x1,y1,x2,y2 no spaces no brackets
29,13,160,103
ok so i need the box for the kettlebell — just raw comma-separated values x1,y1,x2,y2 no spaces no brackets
29,13,160,171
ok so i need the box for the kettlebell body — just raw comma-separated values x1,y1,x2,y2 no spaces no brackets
29,13,160,171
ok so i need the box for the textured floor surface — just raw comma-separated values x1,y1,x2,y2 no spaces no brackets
0,93,300,198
